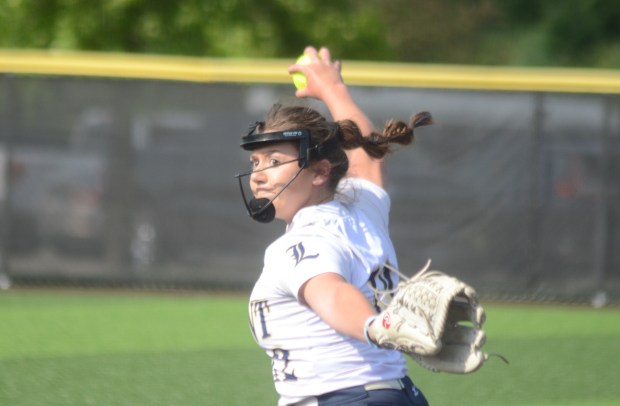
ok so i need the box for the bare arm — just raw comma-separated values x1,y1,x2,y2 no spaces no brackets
288,46,386,188
299,272,375,342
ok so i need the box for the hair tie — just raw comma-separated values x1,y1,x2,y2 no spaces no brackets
413,112,433,128
368,134,380,144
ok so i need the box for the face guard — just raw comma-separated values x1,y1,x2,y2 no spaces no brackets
235,127,312,223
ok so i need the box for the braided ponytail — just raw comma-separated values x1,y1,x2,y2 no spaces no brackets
337,111,433,159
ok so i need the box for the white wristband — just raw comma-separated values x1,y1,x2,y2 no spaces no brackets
363,315,378,347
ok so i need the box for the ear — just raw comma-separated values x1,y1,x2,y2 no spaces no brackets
311,159,331,186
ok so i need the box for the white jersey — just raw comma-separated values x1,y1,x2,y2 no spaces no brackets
248,177,408,406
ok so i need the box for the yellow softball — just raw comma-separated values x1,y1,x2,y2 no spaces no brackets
291,54,312,90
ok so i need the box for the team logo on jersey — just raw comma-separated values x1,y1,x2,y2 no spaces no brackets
368,264,397,312
287,242,319,266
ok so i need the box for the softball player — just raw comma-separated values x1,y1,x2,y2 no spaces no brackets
239,46,432,406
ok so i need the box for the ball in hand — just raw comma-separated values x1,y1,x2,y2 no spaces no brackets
291,54,312,90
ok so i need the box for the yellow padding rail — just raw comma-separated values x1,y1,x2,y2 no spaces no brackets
1,49,620,94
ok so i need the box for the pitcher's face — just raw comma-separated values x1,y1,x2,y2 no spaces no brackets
249,142,316,223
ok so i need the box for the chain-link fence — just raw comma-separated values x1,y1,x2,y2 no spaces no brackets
1,59,618,305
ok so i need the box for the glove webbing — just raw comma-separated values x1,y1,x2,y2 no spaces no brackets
369,259,433,310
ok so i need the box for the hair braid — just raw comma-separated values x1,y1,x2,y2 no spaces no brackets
337,111,433,159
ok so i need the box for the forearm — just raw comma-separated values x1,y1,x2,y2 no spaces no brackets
321,83,375,137
290,46,385,186
300,273,376,342
318,282,375,341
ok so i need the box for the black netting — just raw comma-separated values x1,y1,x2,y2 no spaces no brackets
1,75,618,303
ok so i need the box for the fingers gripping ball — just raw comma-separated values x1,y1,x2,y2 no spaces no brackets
291,54,312,90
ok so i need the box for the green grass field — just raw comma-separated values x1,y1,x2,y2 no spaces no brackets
1,290,619,406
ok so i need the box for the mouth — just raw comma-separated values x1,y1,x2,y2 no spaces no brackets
253,189,274,200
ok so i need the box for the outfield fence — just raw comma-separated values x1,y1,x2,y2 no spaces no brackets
0,50,619,305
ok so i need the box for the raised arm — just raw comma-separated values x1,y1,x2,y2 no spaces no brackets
288,46,386,188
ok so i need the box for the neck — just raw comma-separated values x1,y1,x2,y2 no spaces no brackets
315,192,334,206
283,191,335,225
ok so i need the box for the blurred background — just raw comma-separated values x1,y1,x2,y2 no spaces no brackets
0,0,619,305
2,0,620,68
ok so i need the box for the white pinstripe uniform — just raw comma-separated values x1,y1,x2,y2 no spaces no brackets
248,177,407,406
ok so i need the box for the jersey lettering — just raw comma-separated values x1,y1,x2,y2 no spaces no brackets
271,348,297,381
368,264,397,312
249,299,271,340
287,242,319,266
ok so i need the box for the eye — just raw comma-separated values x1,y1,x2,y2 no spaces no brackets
269,158,280,167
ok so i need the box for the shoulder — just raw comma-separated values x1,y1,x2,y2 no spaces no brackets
339,176,390,199
338,177,392,228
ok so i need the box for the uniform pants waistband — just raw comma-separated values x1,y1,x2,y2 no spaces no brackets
292,378,406,406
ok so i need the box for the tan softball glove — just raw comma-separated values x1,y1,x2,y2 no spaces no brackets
367,260,496,374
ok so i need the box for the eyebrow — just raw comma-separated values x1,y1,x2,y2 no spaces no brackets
250,149,286,159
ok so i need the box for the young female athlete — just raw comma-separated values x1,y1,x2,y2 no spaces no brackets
238,46,433,406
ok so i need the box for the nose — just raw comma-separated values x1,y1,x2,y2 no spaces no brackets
250,166,267,184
